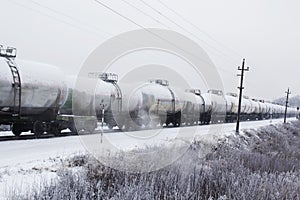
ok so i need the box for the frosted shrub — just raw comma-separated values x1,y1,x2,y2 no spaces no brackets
13,121,300,200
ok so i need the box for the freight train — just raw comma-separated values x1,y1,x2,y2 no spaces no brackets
0,46,298,136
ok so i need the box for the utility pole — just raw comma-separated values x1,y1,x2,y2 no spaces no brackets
284,88,291,123
236,59,249,133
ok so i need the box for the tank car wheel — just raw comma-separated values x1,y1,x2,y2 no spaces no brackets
108,124,114,130
51,127,61,137
69,124,78,134
33,121,45,136
86,127,95,134
12,125,22,137
121,124,129,132
174,123,180,127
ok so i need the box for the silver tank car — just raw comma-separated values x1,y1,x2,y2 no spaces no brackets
224,93,238,122
202,89,227,123
251,99,260,115
95,73,122,129
115,79,182,130
175,89,203,125
187,89,212,124
62,73,121,131
242,96,253,115
0,47,68,135
185,89,206,124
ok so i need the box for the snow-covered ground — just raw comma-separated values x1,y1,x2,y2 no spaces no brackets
0,118,295,198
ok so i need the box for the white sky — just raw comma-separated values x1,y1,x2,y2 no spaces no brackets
1,0,300,100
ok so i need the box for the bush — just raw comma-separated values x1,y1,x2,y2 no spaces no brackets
12,121,300,200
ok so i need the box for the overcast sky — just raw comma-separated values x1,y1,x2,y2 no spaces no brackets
1,0,299,100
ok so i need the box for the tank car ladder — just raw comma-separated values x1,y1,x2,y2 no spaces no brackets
112,82,122,112
7,58,22,117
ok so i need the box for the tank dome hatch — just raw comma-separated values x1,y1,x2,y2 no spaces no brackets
88,72,118,83
0,45,17,58
208,89,224,96
149,79,169,86
227,92,238,97
186,89,201,96
99,73,118,82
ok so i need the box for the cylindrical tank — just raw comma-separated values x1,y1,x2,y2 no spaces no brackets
201,93,212,113
225,93,238,114
0,57,68,118
250,99,260,114
204,90,227,114
61,75,121,116
264,102,273,115
115,80,182,128
242,96,252,114
185,89,205,114
122,80,181,115
258,101,267,115
175,89,202,124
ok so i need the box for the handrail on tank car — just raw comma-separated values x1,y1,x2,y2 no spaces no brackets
0,45,17,58
88,72,118,82
99,73,118,82
208,89,224,96
186,89,201,96
149,79,169,86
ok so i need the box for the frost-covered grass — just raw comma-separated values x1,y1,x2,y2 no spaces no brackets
10,121,300,200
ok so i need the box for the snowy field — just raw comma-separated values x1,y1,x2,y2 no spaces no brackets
0,118,296,198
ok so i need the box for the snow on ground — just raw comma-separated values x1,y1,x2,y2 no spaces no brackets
0,118,295,198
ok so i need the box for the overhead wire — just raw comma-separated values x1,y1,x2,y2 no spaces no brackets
156,0,243,59
145,0,259,90
8,0,108,38
8,0,220,75
9,0,240,72
139,0,240,67
93,0,224,68
26,0,113,37
8,0,252,93
119,0,173,30
107,0,240,76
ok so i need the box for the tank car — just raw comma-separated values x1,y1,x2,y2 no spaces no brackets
264,101,274,119
185,89,208,124
95,73,122,129
55,75,99,133
202,90,227,123
241,96,253,120
250,99,261,120
224,93,238,122
0,46,68,136
114,79,183,131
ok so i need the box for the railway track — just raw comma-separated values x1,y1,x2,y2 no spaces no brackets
0,128,121,142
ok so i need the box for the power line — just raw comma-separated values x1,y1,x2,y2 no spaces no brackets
139,0,239,65
152,0,262,89
93,0,220,67
120,0,236,75
10,0,211,68
9,0,245,91
8,0,108,38
119,0,173,30
156,0,243,59
27,0,112,37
